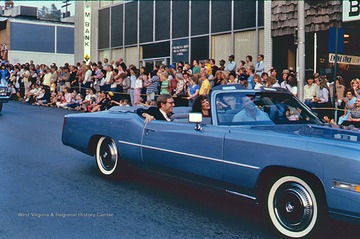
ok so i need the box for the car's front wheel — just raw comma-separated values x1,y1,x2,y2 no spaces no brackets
0,102,3,112
266,175,322,238
95,137,126,179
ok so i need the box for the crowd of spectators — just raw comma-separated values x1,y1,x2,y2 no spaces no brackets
2,54,360,125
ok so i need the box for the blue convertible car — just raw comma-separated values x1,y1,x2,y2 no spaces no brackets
62,85,360,238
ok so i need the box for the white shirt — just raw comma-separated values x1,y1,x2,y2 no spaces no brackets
304,84,317,100
291,86,298,96
225,61,236,72
105,71,113,84
255,61,264,75
159,109,171,121
254,82,262,90
83,69,92,84
130,74,136,88
280,81,292,92
316,87,329,103
135,78,143,89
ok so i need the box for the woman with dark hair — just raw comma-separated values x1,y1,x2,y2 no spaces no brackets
338,89,356,125
91,91,112,112
287,74,298,96
192,60,201,74
192,95,211,117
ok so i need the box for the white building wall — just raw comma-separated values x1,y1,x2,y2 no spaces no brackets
9,51,74,66
74,1,99,64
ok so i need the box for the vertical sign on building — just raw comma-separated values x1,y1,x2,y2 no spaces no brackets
84,1,91,63
172,39,189,64
343,0,360,22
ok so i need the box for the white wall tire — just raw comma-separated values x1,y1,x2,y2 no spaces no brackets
95,137,119,176
267,175,320,238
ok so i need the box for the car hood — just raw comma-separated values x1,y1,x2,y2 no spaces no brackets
231,124,360,144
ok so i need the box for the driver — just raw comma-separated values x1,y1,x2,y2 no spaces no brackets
232,96,270,122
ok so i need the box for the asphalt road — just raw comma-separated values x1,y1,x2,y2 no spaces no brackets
0,101,359,239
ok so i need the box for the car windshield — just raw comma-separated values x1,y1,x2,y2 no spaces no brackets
215,91,322,125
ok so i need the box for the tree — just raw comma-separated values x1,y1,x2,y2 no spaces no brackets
38,4,61,21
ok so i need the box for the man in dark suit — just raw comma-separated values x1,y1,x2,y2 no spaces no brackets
137,94,174,123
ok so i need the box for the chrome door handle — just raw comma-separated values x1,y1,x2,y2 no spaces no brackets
144,128,156,135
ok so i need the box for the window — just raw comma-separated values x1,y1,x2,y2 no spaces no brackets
124,2,138,45
111,5,123,47
139,1,153,43
98,8,110,49
215,91,321,125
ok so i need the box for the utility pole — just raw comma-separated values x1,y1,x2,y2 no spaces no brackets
62,0,71,18
297,1,305,102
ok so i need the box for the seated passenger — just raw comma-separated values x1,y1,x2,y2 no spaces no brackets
137,94,175,123
232,96,270,122
286,108,300,121
192,95,211,117
216,95,237,110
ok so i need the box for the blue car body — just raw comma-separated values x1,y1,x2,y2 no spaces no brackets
0,82,10,112
62,86,360,238
0,82,9,103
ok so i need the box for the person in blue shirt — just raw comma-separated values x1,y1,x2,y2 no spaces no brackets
232,95,271,122
0,64,10,85
187,76,200,107
225,55,236,73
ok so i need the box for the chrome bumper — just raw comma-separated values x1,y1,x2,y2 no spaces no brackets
0,95,9,103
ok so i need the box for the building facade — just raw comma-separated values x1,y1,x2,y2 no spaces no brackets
271,0,360,84
0,6,74,65
75,0,265,71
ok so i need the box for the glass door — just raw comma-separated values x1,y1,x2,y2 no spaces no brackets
141,57,170,73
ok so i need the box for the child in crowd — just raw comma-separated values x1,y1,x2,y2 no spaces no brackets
44,92,58,107
56,91,66,108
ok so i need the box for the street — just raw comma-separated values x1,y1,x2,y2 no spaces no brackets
0,101,359,239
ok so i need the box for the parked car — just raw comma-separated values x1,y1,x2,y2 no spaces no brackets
62,85,360,238
0,81,10,112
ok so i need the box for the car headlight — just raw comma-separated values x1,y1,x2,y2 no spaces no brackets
0,87,7,95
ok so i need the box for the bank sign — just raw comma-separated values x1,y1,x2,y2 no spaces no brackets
343,0,360,22
84,2,91,62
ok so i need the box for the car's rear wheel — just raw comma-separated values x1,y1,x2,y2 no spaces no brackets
95,137,126,179
266,175,322,238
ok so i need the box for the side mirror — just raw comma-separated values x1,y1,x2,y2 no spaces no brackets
189,113,203,131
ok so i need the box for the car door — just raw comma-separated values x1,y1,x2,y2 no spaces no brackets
141,120,226,185
222,126,311,196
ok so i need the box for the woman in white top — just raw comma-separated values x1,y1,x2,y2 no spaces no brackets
133,69,143,106
267,76,280,88
253,74,263,90
287,74,298,97
304,76,317,107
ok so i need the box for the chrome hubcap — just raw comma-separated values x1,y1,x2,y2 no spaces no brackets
99,138,117,171
285,202,295,213
274,182,313,232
